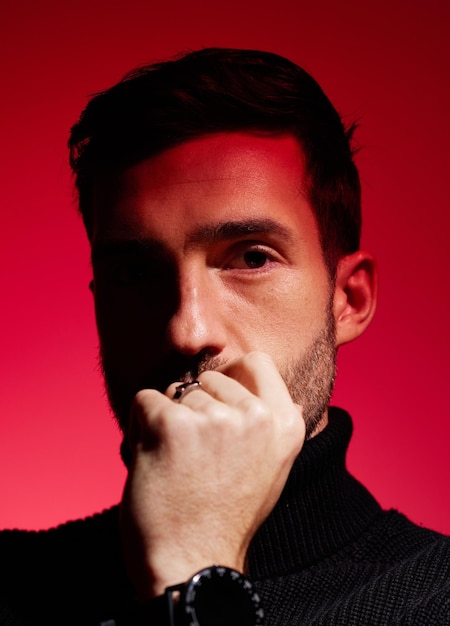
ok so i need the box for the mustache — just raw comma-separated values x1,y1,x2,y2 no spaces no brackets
136,350,226,394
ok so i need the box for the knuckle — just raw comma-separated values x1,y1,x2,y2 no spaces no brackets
133,388,153,407
238,395,271,421
131,390,154,425
208,403,230,421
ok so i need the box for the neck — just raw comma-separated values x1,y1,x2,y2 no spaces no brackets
247,407,381,579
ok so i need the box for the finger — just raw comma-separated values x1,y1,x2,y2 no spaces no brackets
165,377,236,422
129,389,192,449
218,352,297,413
167,372,251,406
170,381,205,402
218,353,305,447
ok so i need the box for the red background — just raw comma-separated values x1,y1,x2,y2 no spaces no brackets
1,0,449,533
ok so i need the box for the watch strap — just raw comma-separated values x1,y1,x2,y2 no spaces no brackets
139,586,183,626
138,567,264,625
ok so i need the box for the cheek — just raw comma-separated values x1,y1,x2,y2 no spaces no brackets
94,278,173,330
93,293,161,366
231,276,328,350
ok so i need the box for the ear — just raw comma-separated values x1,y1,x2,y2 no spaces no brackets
333,251,377,347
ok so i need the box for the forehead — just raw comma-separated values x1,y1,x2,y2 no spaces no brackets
91,132,318,247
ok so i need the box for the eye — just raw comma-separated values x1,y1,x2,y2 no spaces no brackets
94,257,152,288
225,245,275,270
114,260,150,285
242,249,269,268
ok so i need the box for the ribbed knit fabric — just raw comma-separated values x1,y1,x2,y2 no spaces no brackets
1,408,449,625
249,408,450,624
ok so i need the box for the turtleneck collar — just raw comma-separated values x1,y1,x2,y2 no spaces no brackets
247,407,381,579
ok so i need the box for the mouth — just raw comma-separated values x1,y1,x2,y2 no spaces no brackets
136,352,226,395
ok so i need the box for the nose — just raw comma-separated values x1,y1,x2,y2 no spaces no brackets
166,268,227,356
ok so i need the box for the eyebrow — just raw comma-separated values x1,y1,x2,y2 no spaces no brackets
91,239,165,261
187,219,295,247
91,218,295,261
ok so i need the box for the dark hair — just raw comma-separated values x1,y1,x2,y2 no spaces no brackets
69,48,361,274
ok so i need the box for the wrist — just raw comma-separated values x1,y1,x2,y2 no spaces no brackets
141,547,247,599
140,566,264,626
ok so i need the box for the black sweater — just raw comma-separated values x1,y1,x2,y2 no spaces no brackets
1,408,449,625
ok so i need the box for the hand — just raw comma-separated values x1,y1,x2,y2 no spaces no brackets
120,352,305,599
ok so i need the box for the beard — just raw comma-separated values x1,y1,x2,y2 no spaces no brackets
280,306,336,439
101,302,336,465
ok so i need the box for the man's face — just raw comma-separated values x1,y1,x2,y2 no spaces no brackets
91,133,337,438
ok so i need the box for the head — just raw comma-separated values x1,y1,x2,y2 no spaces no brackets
70,48,361,277
68,49,376,447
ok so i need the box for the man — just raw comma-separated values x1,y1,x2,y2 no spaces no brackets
1,48,449,625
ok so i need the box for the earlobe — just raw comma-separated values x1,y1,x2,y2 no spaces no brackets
333,251,377,347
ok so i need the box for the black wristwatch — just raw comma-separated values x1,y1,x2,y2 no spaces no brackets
141,566,265,625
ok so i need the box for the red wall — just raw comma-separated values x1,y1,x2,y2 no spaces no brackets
1,0,449,533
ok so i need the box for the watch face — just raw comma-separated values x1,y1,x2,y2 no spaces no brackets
184,566,264,626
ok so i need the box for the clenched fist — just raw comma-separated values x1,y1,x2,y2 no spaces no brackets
120,352,305,599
